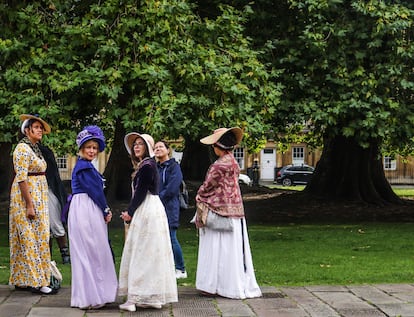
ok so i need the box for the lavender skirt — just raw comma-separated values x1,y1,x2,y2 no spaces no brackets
68,193,118,308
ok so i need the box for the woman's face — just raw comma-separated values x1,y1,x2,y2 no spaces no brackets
80,140,99,161
154,141,169,161
132,137,147,160
26,120,44,143
212,144,222,156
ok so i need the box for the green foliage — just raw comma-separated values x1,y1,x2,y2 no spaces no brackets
225,0,414,155
5,0,414,159
0,0,281,155
300,1,414,152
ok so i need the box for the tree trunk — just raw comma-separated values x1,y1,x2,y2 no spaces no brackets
305,135,401,205
0,142,13,200
104,120,132,202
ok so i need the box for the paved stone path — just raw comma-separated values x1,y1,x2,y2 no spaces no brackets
0,284,413,316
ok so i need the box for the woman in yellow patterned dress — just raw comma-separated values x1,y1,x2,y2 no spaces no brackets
9,114,56,295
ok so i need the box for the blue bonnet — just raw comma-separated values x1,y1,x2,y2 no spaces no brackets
76,125,106,152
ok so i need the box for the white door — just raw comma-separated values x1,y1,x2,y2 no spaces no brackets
292,146,305,166
260,148,276,180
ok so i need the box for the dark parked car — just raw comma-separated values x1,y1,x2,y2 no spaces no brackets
275,164,315,186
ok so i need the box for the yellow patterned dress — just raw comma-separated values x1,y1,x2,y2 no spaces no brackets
9,143,51,288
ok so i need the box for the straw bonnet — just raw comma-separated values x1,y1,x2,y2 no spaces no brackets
124,132,155,157
76,125,106,152
20,114,51,134
200,127,243,146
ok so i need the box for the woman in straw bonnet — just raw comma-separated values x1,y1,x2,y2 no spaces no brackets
9,114,57,295
195,127,262,299
68,125,117,309
118,132,177,312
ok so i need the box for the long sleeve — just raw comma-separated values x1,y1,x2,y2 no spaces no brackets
77,169,108,213
159,161,182,201
127,160,158,217
158,159,182,228
72,158,108,216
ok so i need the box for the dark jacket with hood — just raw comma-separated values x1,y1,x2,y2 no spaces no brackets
157,158,183,229
39,144,67,210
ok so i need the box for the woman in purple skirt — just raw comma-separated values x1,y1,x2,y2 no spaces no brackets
68,125,117,310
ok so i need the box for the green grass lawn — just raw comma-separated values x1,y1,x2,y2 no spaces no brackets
267,184,306,191
393,187,414,198
1,222,414,287
249,223,414,286
270,185,414,199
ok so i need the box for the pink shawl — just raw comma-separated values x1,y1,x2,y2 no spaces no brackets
196,153,244,218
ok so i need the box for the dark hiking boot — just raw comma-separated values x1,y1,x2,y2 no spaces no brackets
60,247,70,264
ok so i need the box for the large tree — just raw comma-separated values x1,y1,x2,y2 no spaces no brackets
0,1,281,200
275,0,414,205
202,0,414,205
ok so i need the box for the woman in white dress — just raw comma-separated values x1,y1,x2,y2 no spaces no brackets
195,127,262,299
118,132,177,312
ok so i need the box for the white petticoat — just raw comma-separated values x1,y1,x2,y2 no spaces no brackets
118,193,178,305
196,217,262,299
48,189,66,237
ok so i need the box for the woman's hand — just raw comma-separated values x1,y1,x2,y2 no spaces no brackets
19,181,35,220
26,206,35,220
120,211,132,223
195,215,204,228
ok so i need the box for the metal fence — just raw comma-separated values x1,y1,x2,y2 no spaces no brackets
385,171,414,185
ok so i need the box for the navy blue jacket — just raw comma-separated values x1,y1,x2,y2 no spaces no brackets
127,158,159,217
157,158,182,229
71,158,109,217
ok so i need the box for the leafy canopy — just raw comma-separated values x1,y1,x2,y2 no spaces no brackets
0,0,281,155
258,0,414,154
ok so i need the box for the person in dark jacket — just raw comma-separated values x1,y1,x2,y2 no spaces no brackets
39,144,70,264
154,140,187,279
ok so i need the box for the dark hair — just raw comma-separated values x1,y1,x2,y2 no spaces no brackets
158,140,170,150
20,119,45,138
215,131,237,150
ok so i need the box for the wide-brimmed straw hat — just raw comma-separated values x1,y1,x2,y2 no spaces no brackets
124,132,155,157
20,114,51,134
200,127,243,146
76,125,106,152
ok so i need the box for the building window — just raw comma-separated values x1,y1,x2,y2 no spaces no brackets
56,156,68,170
383,156,396,170
233,147,245,170
292,146,305,165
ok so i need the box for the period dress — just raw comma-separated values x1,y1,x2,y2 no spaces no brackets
196,153,262,299
9,143,51,288
118,158,178,306
68,158,118,308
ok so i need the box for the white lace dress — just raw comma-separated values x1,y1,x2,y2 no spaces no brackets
118,193,178,306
